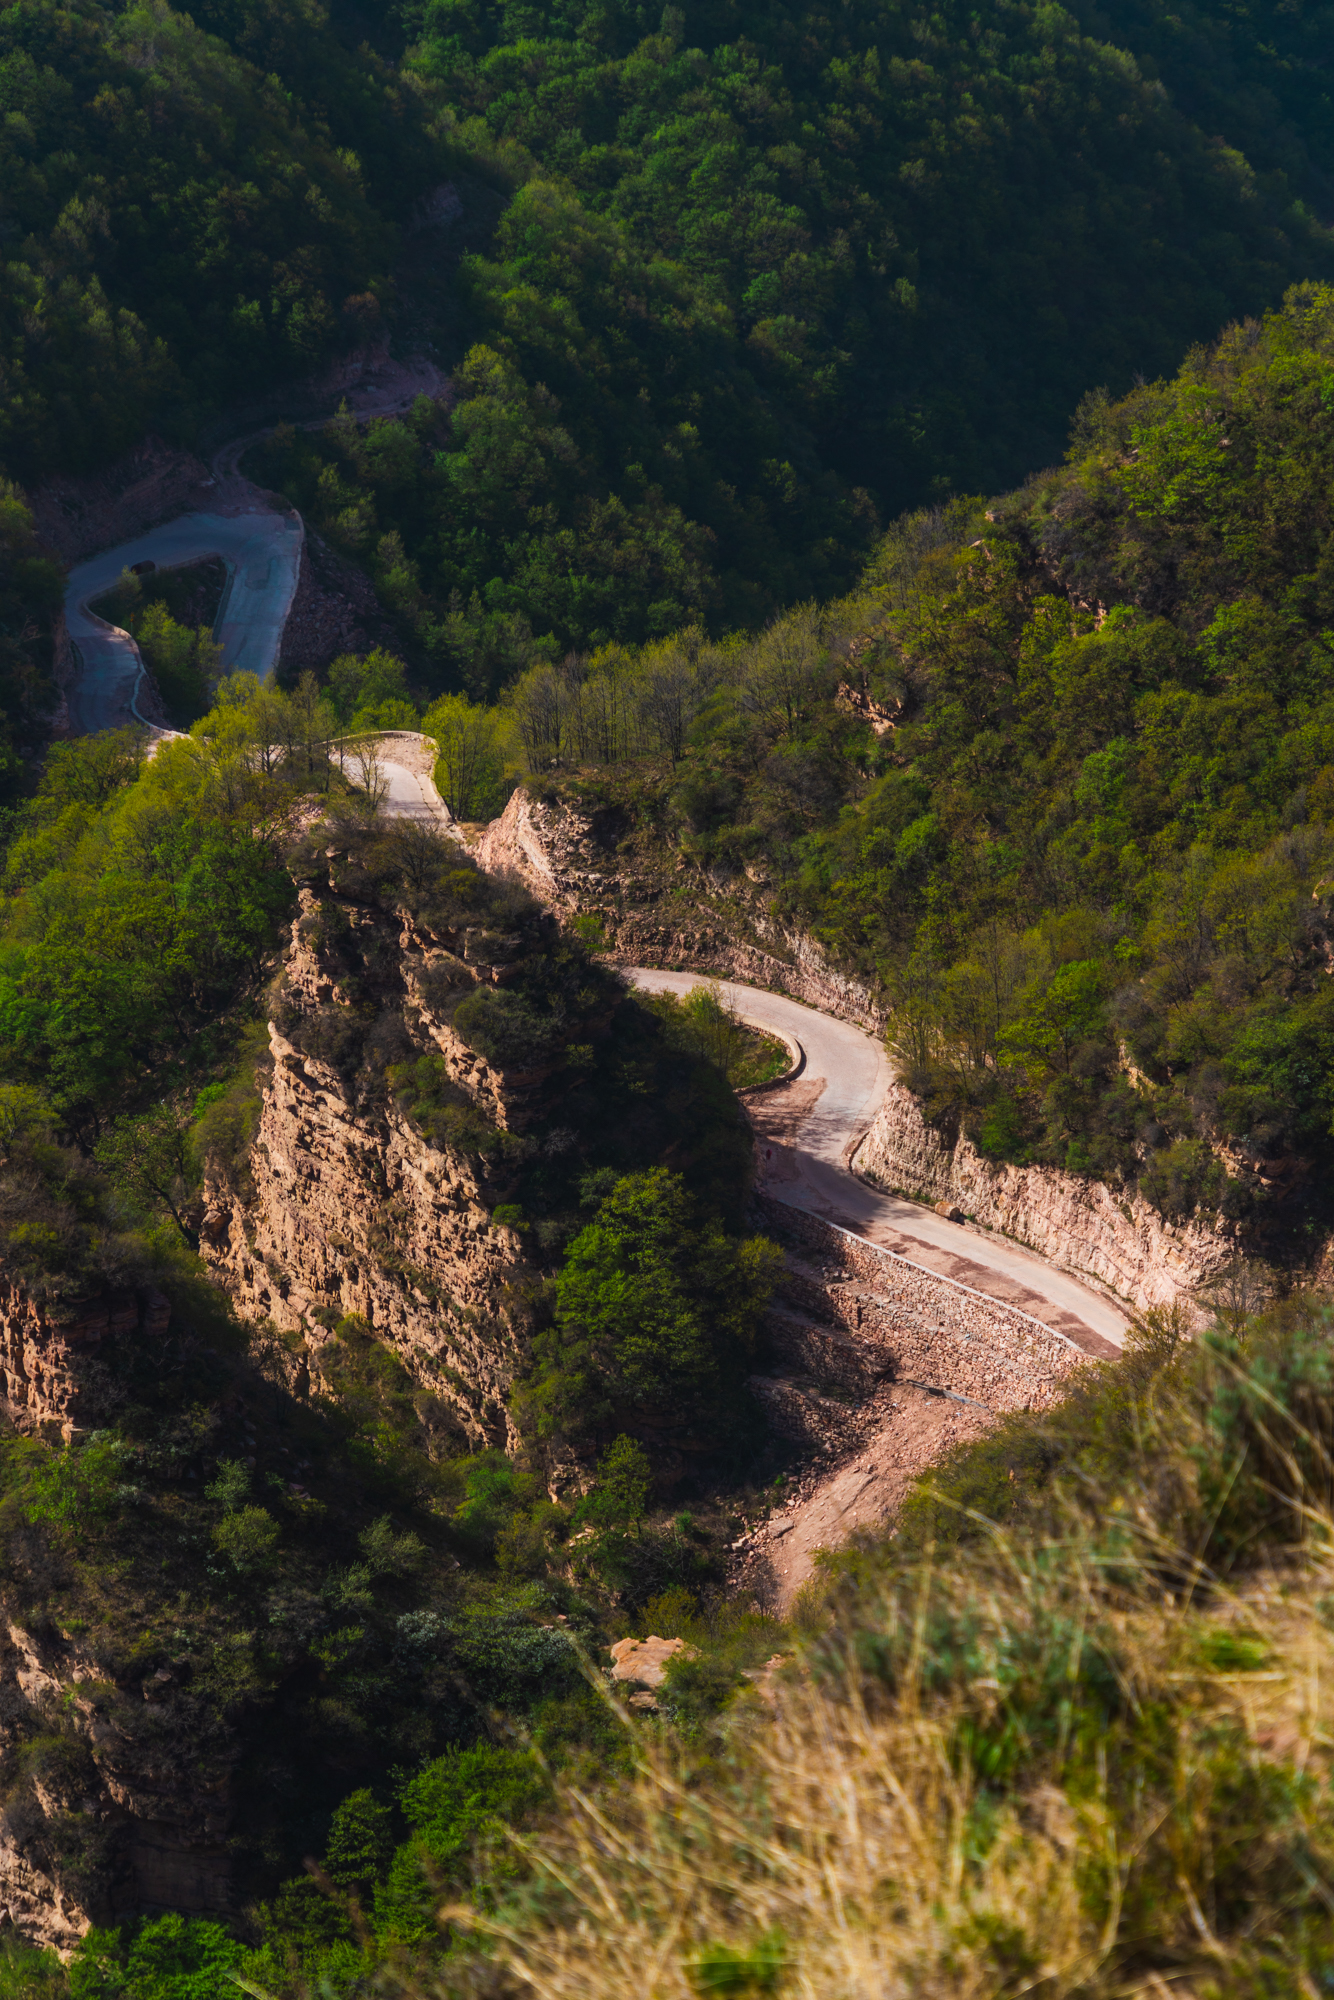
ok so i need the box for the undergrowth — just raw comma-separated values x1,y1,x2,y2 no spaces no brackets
352,1296,1334,2000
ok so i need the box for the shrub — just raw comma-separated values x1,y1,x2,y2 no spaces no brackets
375,1743,550,1947
210,1505,280,1576
452,986,567,1069
24,1434,133,1532
204,1459,250,1512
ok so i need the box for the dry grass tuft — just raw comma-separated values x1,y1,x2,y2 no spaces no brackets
384,1301,1334,2000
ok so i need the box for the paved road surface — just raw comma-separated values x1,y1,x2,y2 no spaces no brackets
334,730,457,831
64,353,443,734
628,968,1128,1354
65,511,303,732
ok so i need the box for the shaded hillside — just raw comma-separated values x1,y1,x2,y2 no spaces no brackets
9,0,1334,671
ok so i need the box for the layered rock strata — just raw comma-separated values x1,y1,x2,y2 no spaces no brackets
0,1614,235,1952
201,889,546,1447
855,1082,1234,1312
0,1277,169,1439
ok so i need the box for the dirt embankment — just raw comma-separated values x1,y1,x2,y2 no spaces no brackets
730,1193,1090,1608
477,785,885,1030
277,531,403,678
31,438,216,567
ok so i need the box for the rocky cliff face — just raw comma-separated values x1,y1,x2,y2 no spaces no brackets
201,882,547,1450
856,1081,1234,1312
0,1617,234,1952
477,785,884,1029
0,1279,170,1442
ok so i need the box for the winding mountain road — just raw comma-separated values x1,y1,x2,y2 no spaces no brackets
63,351,444,734
59,371,1131,1584
336,729,457,830
629,969,1127,1356
65,511,304,732
630,969,1129,1603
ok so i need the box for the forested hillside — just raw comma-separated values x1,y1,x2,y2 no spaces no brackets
250,0,1334,661
7,1,1334,1989
0,0,432,475
0,698,785,1988
7,0,1334,661
451,282,1334,1251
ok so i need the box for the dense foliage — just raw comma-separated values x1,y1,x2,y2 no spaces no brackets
0,484,62,798
0,677,787,1993
465,284,1334,1246
234,0,1334,673
521,1166,781,1450
12,0,1323,671
0,720,295,1141
0,0,436,476
5,0,1332,702
407,0,1334,518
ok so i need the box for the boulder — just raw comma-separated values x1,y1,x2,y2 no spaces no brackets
609,1635,697,1690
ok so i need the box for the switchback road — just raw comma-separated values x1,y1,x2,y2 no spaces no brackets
65,510,304,733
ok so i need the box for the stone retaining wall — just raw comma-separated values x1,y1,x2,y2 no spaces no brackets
757,1195,1089,1415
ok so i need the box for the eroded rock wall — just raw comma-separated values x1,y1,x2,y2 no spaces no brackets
856,1081,1234,1312
0,1278,169,1441
0,1614,235,1951
478,786,1240,1314
201,891,541,1448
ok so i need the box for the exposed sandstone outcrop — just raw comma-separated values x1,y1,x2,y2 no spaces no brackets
0,1613,236,1952
608,1635,696,1690
201,884,556,1447
0,1277,169,1440
855,1081,1234,1312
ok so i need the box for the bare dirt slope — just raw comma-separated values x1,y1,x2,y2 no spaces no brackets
626,970,1127,1611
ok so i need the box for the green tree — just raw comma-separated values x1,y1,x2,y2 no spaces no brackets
211,1505,280,1576
94,1104,200,1247
422,691,509,821
524,1169,781,1447
375,1743,549,1948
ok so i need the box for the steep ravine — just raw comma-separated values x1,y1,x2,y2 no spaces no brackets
479,783,1238,1313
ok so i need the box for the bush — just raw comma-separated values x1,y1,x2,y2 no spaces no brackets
521,1169,781,1449
23,1435,133,1533
70,1916,251,2000
210,1505,280,1576
452,986,567,1070
375,1742,548,1947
